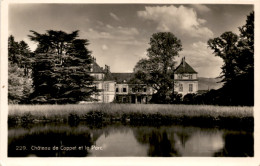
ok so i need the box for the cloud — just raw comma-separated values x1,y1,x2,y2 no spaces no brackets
97,21,104,26
179,41,223,77
85,25,139,41
191,4,211,13
116,40,145,46
106,24,113,29
117,26,139,36
110,12,121,21
101,44,108,50
137,5,213,39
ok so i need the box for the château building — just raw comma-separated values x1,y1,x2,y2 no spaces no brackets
87,60,116,103
85,57,198,103
174,57,198,96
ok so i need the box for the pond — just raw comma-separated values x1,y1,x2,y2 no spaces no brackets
8,122,253,157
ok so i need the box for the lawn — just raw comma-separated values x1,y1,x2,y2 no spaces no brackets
8,104,253,129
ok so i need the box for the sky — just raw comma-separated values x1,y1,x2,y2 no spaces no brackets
9,3,253,78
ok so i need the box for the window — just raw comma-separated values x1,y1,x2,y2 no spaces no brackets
104,83,109,91
179,84,183,92
143,88,147,92
189,84,193,92
178,75,182,79
122,97,127,103
132,88,136,92
188,75,192,79
95,74,99,80
116,88,119,92
104,95,109,103
123,88,127,92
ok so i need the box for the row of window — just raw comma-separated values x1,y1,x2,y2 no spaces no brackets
115,87,147,93
177,74,194,79
179,84,193,92
95,84,148,93
100,83,194,93
116,87,127,92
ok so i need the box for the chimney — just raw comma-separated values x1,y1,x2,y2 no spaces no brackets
182,57,185,67
104,65,110,73
105,65,110,73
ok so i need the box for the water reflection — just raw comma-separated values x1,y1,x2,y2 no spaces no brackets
8,123,253,157
214,132,254,157
90,129,148,156
132,126,225,157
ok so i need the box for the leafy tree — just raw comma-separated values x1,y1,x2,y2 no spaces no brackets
133,32,182,103
208,32,239,83
28,30,97,104
183,93,196,104
19,40,31,56
207,11,254,106
8,62,25,104
8,36,32,66
8,35,20,64
8,62,33,104
8,36,33,104
170,92,182,104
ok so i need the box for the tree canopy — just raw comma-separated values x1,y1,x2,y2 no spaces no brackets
28,30,97,104
207,11,254,106
8,36,33,104
133,32,182,103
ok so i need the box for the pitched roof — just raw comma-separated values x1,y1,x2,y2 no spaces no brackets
174,57,197,74
111,73,134,83
103,71,115,81
92,61,104,73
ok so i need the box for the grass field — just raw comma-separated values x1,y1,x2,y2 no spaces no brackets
8,104,254,129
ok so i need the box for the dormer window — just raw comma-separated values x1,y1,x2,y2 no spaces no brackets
178,75,182,79
188,75,192,79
